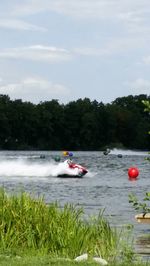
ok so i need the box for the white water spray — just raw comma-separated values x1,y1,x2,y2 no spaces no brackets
110,148,148,156
0,159,89,178
0,159,74,177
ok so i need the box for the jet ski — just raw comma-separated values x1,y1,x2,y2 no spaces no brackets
57,159,88,178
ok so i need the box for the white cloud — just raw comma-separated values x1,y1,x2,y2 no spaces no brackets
143,56,150,65
0,0,149,104
0,18,47,32
73,47,109,56
0,77,70,103
125,78,150,94
0,45,72,63
73,36,145,57
105,37,146,54
11,0,150,22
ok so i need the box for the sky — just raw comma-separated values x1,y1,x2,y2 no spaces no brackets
0,0,150,104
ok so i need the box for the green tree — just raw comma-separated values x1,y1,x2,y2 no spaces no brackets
0,94,149,150
129,100,150,214
36,100,64,150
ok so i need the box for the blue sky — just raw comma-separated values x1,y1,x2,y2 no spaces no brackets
0,0,150,104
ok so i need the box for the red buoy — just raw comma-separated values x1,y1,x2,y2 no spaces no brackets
128,167,139,181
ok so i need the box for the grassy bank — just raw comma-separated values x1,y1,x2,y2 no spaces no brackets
0,188,147,265
0,255,149,266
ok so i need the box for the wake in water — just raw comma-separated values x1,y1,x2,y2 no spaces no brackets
0,159,89,178
110,148,149,156
0,159,72,177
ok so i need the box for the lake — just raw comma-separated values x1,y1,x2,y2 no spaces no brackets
0,149,149,257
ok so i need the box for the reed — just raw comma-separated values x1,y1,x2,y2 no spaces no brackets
0,188,133,263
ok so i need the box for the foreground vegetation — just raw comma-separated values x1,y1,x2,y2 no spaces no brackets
0,94,150,150
0,188,147,265
0,255,149,266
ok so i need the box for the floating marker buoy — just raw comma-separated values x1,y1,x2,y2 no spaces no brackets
54,155,61,162
63,151,68,156
68,151,73,157
128,167,139,181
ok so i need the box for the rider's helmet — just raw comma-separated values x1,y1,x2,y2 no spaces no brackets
67,159,72,165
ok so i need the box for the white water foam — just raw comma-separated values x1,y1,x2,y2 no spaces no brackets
110,148,149,156
0,159,74,177
0,159,89,178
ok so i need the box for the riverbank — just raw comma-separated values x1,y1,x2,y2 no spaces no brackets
0,188,148,265
0,255,149,266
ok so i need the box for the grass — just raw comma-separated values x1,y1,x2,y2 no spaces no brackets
0,255,149,266
0,188,148,265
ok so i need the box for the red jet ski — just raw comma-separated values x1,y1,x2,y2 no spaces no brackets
57,159,88,178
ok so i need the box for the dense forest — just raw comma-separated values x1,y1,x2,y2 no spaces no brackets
0,94,150,151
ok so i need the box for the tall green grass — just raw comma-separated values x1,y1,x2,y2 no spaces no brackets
0,188,134,263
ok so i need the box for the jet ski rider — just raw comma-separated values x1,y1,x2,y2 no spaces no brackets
67,159,74,168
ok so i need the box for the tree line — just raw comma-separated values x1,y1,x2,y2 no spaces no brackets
0,94,149,151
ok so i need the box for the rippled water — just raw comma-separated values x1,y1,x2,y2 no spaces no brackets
0,149,149,256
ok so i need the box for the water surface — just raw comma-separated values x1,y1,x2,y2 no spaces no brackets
0,149,149,256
